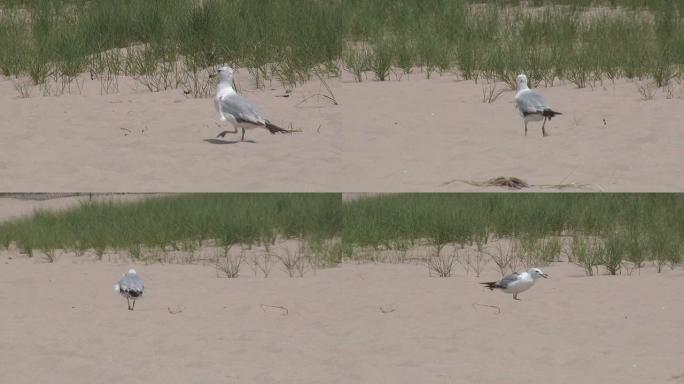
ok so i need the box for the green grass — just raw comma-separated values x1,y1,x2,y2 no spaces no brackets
342,0,684,85
1,193,682,274
1,0,683,95
0,193,341,258
341,194,684,273
0,0,344,94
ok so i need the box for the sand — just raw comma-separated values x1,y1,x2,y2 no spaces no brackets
338,73,684,192
2,71,683,192
0,73,340,192
1,250,682,384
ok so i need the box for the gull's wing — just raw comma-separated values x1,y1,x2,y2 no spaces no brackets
219,93,266,126
497,272,521,288
516,90,549,114
118,273,144,293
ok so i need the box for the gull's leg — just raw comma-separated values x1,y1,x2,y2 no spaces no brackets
542,117,548,137
216,126,238,138
127,297,132,310
513,293,521,301
241,128,245,142
131,299,136,311
524,121,528,136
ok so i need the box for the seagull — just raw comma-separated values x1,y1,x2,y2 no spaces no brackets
480,267,548,300
213,66,290,141
515,74,562,137
114,269,144,311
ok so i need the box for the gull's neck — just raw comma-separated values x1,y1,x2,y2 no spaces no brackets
517,83,530,92
217,80,236,96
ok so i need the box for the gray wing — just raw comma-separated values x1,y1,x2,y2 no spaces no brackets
219,93,265,125
498,272,521,288
119,273,144,293
516,91,549,113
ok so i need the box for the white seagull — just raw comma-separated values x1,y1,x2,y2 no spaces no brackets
515,74,562,137
213,66,289,141
114,269,144,311
481,267,548,300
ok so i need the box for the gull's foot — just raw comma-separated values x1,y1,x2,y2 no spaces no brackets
216,131,230,138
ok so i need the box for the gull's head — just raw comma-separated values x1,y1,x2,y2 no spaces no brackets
114,283,120,292
516,74,528,90
528,268,548,280
127,269,137,275
217,66,235,83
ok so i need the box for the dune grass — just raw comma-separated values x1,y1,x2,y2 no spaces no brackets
345,0,684,86
0,0,344,95
1,193,682,275
1,0,683,96
0,193,341,259
342,194,683,274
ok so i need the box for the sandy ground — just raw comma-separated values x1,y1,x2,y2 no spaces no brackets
0,194,162,222
0,72,340,192
338,73,684,192
1,250,682,384
2,71,683,192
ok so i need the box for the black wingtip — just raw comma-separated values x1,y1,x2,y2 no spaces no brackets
480,282,498,291
543,109,562,118
265,121,290,134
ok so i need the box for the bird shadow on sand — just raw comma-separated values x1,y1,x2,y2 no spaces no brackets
204,138,257,145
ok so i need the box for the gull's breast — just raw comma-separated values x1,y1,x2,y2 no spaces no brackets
214,95,221,112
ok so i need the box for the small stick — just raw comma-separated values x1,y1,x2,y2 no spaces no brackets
261,304,289,316
442,177,604,192
557,166,579,186
168,305,185,315
286,122,304,133
472,303,501,314
295,93,337,107
379,305,395,314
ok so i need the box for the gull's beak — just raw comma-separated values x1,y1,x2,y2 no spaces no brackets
542,273,549,278
209,73,217,78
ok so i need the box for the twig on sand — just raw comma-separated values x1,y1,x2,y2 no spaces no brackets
441,176,604,191
168,305,186,315
261,304,289,316
536,183,605,192
379,305,396,314
296,93,338,107
472,303,501,314
287,122,304,133
442,176,529,189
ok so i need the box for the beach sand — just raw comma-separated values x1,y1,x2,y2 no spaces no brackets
338,73,684,192
1,250,682,384
0,73,340,192
2,72,683,192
